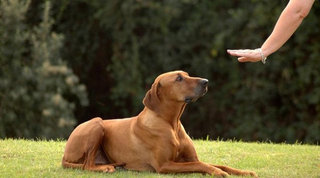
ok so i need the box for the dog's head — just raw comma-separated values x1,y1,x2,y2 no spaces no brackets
143,71,208,112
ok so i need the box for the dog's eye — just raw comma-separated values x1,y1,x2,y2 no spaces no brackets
176,75,183,82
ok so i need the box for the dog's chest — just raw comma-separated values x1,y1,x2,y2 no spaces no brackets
170,132,182,159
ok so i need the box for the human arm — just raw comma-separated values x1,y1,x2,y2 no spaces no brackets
227,0,315,63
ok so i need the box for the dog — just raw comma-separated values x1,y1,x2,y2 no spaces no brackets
62,70,257,177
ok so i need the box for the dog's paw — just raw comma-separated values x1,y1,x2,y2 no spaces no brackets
213,170,229,177
242,170,258,177
103,165,116,173
249,171,258,178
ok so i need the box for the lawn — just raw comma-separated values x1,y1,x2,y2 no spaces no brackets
0,139,319,177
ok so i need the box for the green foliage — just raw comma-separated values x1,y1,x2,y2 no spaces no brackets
2,0,320,143
48,0,320,143
0,0,88,139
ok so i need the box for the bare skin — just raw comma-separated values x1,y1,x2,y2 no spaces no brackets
227,0,315,63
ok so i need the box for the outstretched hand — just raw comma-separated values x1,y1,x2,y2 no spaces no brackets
227,49,264,63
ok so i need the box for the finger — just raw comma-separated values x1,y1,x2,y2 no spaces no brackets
236,50,254,57
227,49,235,55
237,57,248,62
227,50,243,57
228,49,252,56
227,49,247,52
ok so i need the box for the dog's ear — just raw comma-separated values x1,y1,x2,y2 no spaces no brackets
143,81,161,112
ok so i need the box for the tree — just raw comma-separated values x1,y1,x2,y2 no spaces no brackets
0,0,88,139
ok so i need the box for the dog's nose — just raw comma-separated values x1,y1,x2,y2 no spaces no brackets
200,79,209,87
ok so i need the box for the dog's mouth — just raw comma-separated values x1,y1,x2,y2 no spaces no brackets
185,97,195,104
201,87,208,96
185,87,208,104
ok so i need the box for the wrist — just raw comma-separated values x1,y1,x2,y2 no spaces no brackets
260,46,272,57
257,48,267,64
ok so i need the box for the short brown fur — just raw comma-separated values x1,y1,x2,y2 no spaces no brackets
62,71,257,177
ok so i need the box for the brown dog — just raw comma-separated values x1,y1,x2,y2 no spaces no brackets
62,71,257,177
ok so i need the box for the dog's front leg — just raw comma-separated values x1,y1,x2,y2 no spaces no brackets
211,164,258,177
156,161,229,177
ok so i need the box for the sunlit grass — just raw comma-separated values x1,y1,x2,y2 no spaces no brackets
0,139,319,177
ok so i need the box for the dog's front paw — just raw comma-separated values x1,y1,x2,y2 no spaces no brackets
242,170,258,177
212,170,229,177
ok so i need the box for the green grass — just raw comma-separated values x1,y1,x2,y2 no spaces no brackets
0,139,319,178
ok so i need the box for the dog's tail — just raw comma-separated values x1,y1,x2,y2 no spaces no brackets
61,156,84,169
62,155,126,170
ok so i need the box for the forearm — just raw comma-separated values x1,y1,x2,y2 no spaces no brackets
261,0,314,57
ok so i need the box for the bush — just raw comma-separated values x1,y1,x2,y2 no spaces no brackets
0,0,88,139
4,0,320,143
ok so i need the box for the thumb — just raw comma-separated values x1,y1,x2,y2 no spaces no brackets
238,57,248,62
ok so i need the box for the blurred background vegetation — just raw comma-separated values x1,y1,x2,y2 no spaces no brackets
0,0,319,143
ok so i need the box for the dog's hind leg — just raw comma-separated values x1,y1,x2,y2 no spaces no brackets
62,156,83,169
62,117,124,172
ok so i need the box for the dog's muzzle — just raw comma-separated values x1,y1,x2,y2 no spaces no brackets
199,79,208,96
185,79,208,103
